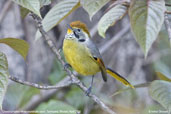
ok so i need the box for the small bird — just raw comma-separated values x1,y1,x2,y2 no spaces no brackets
63,21,134,94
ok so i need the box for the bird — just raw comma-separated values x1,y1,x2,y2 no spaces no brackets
63,21,134,95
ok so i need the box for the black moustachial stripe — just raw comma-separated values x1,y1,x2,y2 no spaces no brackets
78,39,85,42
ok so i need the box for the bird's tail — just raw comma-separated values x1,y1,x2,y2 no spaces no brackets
106,68,134,88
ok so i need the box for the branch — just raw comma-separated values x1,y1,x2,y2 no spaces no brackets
9,76,72,89
165,3,171,7
164,13,171,45
166,11,171,14
0,1,13,23
22,77,71,110
31,13,116,114
110,82,151,97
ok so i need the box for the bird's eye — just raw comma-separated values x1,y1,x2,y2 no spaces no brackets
77,28,81,32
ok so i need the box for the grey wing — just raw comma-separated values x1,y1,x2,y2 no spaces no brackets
86,39,102,59
86,39,107,82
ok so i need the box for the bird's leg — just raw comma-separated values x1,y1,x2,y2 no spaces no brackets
64,63,71,70
86,75,94,96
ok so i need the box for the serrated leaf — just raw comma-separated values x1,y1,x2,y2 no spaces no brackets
0,52,9,110
36,100,78,114
129,0,166,56
35,0,80,39
153,29,171,82
39,0,51,7
98,4,127,38
20,6,30,18
81,0,109,20
149,80,171,110
13,0,41,17
0,38,29,60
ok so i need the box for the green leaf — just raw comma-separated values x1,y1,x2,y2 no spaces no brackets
65,87,88,109
39,0,51,7
98,4,127,38
129,0,166,56
154,62,171,81
4,83,40,109
20,6,30,18
0,52,9,110
149,80,171,110
35,0,80,39
0,38,29,60
156,72,171,82
36,100,79,114
13,0,41,17
48,60,66,85
81,0,109,20
153,29,171,82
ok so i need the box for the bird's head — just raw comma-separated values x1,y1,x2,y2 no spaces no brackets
65,21,90,42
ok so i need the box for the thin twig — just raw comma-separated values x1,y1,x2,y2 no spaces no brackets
22,77,71,110
110,82,151,97
31,13,116,114
165,3,171,7
0,1,13,23
9,76,72,89
164,13,171,45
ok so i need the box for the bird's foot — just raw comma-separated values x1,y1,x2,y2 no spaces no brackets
64,63,71,70
85,86,92,96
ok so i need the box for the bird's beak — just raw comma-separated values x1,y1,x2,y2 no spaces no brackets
67,24,79,39
67,24,73,30
67,24,73,34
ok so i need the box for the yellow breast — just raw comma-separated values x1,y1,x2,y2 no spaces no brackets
63,39,100,76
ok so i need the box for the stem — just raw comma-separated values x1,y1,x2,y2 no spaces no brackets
9,76,72,89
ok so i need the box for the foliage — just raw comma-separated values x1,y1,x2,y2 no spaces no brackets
129,0,165,56
0,38,29,60
4,83,40,109
98,4,127,38
14,0,168,56
36,100,78,114
149,80,171,110
0,0,171,113
0,52,9,110
65,86,88,109
0,38,29,109
80,0,109,20
13,0,41,17
48,59,67,85
20,6,30,18
35,0,80,39
154,29,171,81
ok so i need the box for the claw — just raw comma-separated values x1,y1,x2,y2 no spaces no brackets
85,75,94,96
85,86,92,96
64,63,71,70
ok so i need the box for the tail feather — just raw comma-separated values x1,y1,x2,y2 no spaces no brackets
100,67,107,82
106,68,134,88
